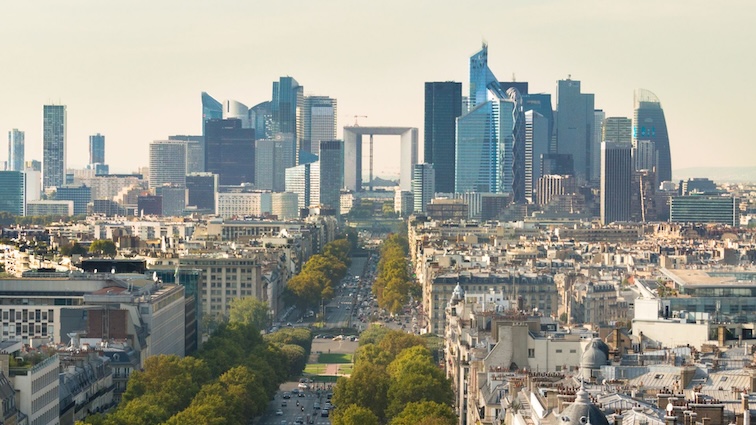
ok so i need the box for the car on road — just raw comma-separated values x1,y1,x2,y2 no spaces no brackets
321,409,329,417
298,382,308,389
282,400,287,407
296,417,304,424
314,402,320,410
282,392,291,399
276,409,283,416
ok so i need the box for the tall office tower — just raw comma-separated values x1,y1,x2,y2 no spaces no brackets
201,92,222,134
590,110,605,183
524,110,550,203
223,100,251,128
249,101,273,140
23,169,41,202
602,117,632,143
148,140,187,189
412,163,435,213
600,142,632,224
632,139,656,171
272,77,304,157
186,173,218,212
424,82,462,193
0,171,26,215
204,119,255,185
8,129,24,172
156,185,186,217
255,135,296,192
318,140,344,213
630,169,656,222
555,79,595,183
169,135,204,174
271,192,299,220
456,44,523,197
536,174,576,207
25,160,41,172
522,93,554,147
541,153,574,176
89,133,105,165
633,89,671,183
302,96,337,156
285,162,320,211
54,184,91,215
43,104,67,189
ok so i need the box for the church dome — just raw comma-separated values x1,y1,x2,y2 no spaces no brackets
557,385,610,425
580,338,609,369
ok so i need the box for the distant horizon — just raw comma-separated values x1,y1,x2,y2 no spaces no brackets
1,1,754,175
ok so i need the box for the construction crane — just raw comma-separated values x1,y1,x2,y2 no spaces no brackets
353,115,367,126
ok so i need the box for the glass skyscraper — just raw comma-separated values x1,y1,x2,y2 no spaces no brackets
255,135,296,192
204,119,256,185
318,140,343,214
0,171,25,216
634,89,671,183
412,163,435,213
89,133,105,165
424,81,462,193
8,129,24,172
201,92,222,134
556,79,595,183
43,104,66,189
272,77,304,158
600,142,632,224
149,140,187,189
455,45,524,199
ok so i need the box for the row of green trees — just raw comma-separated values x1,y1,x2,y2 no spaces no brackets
372,234,419,314
81,323,312,425
0,211,86,227
330,326,455,425
286,238,352,310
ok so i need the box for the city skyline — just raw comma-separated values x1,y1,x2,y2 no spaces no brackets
0,1,754,176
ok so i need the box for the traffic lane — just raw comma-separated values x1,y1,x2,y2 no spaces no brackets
263,385,323,425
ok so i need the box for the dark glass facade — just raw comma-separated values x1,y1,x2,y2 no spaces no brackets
204,119,255,185
201,92,222,136
55,185,91,215
634,89,671,183
89,133,105,165
0,171,24,216
424,82,462,193
186,173,218,211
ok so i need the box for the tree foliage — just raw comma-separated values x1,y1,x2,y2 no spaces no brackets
286,238,352,309
60,241,87,257
389,401,456,425
228,296,270,330
331,404,381,425
89,239,117,257
372,234,418,314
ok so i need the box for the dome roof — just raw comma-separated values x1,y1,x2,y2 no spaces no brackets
557,385,610,425
580,338,609,369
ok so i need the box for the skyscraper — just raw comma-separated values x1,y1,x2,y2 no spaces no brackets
524,111,550,203
168,135,205,174
149,140,187,189
223,100,251,128
8,129,24,172
456,44,524,198
43,104,66,189
632,139,656,171
634,89,671,183
318,140,344,213
201,92,222,134
0,171,25,216
424,82,462,193
249,101,273,140
285,162,319,211
591,110,605,183
255,135,296,192
602,117,632,144
302,96,337,156
555,79,595,183
186,173,218,212
89,133,105,165
204,119,255,185
412,163,435,213
600,142,632,224
272,77,304,157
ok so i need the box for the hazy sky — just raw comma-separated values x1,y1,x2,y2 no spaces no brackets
1,0,754,178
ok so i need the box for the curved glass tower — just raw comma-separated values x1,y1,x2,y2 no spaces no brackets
633,89,671,183
201,92,222,135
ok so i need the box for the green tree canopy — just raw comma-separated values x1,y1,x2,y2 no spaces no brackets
331,404,381,425
228,296,270,331
332,362,390,422
390,401,456,425
89,239,117,257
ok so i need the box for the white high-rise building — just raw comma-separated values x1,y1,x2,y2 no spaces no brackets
223,100,251,128
590,109,606,183
302,96,337,156
8,129,24,172
148,140,186,189
271,192,299,220
42,105,66,189
215,190,272,218
255,135,296,192
412,163,435,213
285,162,320,211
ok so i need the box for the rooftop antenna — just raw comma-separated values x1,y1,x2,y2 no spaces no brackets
512,73,516,82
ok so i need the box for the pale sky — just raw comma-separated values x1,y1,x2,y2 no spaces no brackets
0,0,754,178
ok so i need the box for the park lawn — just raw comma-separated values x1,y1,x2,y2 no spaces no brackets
339,364,354,375
318,353,353,364
304,364,327,374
